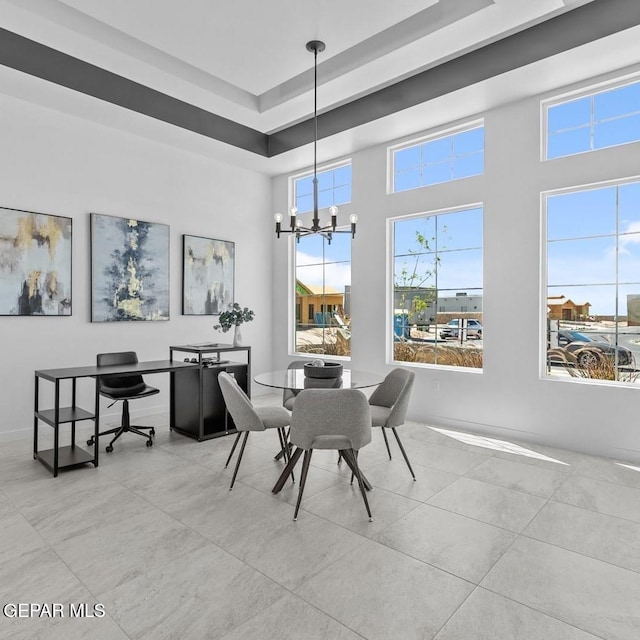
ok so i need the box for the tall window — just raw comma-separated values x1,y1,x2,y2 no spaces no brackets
545,179,640,384
392,125,484,193
293,163,351,213
392,206,483,369
546,79,640,159
294,232,351,357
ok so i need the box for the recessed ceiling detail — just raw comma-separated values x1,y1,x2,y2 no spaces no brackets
0,0,638,161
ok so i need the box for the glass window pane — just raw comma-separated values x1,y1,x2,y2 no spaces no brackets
317,189,333,209
594,82,640,120
296,193,314,214
333,164,351,187
437,249,483,290
547,237,616,286
437,208,483,251
333,185,351,206
394,216,436,256
618,234,640,283
424,162,451,186
593,114,640,149
394,170,421,192
547,127,592,159
619,182,640,233
296,175,313,197
547,187,616,240
324,232,351,263
422,138,450,163
395,146,421,172
453,128,484,155
317,171,333,191
452,154,483,180
548,97,591,133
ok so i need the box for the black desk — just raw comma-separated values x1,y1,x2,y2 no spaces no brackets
34,360,197,477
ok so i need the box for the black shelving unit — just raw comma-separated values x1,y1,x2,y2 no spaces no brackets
33,370,98,477
169,343,251,441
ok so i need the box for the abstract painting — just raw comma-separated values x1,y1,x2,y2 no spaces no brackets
91,213,169,322
182,235,234,315
0,207,72,316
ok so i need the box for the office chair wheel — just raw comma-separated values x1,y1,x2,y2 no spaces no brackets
150,428,155,436
106,445,114,453
146,439,153,447
87,438,94,446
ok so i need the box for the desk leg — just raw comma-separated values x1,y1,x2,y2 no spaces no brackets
93,378,100,468
70,378,76,450
33,374,39,460
53,380,60,477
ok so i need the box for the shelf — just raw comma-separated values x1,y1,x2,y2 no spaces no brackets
36,407,95,427
35,446,95,472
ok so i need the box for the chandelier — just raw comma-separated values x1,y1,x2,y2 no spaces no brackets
274,40,357,243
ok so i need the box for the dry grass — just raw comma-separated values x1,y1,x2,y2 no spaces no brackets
568,357,639,383
394,342,483,368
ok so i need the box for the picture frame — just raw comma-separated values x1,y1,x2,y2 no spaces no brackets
90,213,170,322
0,206,72,316
182,234,235,315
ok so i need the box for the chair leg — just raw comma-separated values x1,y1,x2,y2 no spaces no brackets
277,428,294,483
225,432,242,468
229,431,249,490
381,427,392,460
345,449,373,521
274,427,292,460
294,449,313,521
391,427,416,481
272,447,303,493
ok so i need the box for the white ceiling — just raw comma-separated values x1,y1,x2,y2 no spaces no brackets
0,0,638,174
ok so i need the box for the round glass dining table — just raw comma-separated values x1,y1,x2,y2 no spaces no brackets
254,368,383,391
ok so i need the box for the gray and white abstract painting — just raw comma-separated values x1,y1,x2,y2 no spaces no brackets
0,207,72,316
91,213,170,322
182,234,234,315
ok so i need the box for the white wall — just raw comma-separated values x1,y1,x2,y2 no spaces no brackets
0,93,273,440
271,68,640,464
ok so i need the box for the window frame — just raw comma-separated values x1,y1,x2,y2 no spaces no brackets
540,174,640,386
387,120,484,195
542,75,640,161
387,202,484,372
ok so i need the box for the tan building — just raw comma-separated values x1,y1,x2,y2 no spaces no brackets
295,280,345,326
547,295,591,321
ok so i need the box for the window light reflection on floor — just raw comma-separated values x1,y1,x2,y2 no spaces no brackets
429,427,570,465
617,463,640,473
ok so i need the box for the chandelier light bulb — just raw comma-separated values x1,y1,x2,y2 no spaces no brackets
274,213,283,223
329,205,338,216
349,214,359,224
289,206,298,216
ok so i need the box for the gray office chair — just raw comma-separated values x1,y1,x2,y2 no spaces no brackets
276,388,373,521
368,368,416,480
218,371,292,490
88,351,160,452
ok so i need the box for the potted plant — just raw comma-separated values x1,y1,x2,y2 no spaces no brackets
214,303,255,346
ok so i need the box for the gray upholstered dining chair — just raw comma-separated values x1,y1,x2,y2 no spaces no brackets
276,388,373,521
368,368,416,480
218,371,292,490
282,360,306,411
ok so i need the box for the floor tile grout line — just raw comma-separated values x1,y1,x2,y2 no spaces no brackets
477,583,609,640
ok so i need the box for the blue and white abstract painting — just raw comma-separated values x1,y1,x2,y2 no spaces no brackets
182,234,234,315
0,207,72,316
91,213,170,322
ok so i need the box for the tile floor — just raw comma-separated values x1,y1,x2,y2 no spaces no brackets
2,394,640,639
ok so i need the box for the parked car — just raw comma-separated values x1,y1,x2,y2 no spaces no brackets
439,319,483,340
548,330,634,367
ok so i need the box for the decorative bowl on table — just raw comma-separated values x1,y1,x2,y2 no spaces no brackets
303,360,343,379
